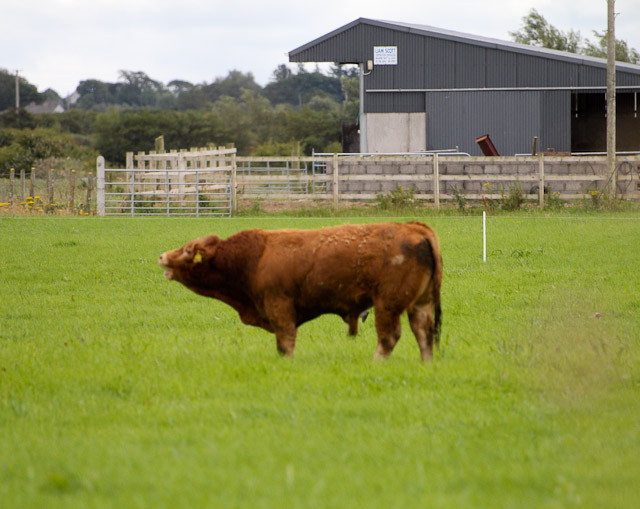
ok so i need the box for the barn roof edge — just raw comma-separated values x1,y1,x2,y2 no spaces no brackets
288,18,640,73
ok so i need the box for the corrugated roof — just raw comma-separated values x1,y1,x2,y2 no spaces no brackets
289,18,640,74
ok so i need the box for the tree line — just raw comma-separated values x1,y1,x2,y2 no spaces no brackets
0,64,360,175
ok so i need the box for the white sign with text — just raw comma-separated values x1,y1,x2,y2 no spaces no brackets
373,46,398,65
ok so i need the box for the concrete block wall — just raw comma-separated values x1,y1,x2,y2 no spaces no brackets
330,159,435,194
324,156,640,199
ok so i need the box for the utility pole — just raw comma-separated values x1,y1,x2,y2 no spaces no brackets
606,0,616,197
15,70,20,109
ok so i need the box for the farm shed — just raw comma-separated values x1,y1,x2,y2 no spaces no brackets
289,18,640,156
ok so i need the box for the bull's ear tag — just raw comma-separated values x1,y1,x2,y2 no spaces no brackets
193,251,203,264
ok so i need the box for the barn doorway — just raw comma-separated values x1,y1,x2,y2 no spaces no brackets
572,91,640,153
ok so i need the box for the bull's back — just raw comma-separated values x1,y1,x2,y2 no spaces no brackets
255,222,438,305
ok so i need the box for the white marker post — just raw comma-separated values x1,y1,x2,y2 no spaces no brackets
483,211,487,262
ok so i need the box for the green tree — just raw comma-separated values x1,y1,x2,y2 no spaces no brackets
509,9,582,52
583,31,640,64
340,76,360,123
511,8,640,63
210,95,257,152
263,66,343,106
93,109,227,165
56,110,97,135
93,109,163,164
0,108,37,129
285,102,341,154
0,127,94,177
75,79,118,110
201,70,262,102
167,80,195,95
115,71,165,107
175,87,211,111
0,69,43,111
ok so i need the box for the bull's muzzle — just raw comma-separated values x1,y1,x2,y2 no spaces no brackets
158,253,174,280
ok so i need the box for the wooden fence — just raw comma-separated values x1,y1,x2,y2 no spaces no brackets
6,150,638,215
1,167,94,214
234,153,640,208
93,150,640,216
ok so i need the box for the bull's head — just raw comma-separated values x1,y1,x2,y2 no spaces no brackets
158,234,220,283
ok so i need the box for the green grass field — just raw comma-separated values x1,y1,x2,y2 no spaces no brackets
1,212,639,508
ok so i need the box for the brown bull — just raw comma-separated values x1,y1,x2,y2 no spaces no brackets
159,222,442,361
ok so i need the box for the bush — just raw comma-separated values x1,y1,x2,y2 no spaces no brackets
451,186,468,211
375,186,416,210
323,141,342,154
0,127,96,177
545,191,564,210
500,181,525,211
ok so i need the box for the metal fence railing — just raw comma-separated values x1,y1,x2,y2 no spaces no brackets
97,147,236,216
235,157,330,198
100,168,232,216
93,150,640,216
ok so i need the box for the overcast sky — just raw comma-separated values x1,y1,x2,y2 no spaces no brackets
2,0,639,97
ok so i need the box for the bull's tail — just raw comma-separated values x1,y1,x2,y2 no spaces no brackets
406,222,443,348
427,236,443,349
433,286,442,347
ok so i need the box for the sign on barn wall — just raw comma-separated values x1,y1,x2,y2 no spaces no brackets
374,46,397,65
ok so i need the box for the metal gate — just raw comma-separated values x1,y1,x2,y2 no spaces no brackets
97,147,236,217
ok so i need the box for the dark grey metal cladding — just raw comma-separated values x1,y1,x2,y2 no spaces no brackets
486,51,517,88
515,54,549,87
367,92,425,113
579,65,607,87
289,22,368,64
290,18,640,90
424,90,569,156
540,91,571,152
423,37,455,88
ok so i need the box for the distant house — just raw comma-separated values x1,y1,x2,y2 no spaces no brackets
66,91,81,106
25,100,65,114
289,18,640,155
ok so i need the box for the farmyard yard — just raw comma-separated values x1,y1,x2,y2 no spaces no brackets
1,213,639,507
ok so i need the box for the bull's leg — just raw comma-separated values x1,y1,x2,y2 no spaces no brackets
373,307,402,361
274,327,297,357
347,314,358,336
345,311,370,337
408,304,435,362
264,298,297,357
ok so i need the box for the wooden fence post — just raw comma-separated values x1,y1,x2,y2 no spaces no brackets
433,153,440,209
9,168,14,205
538,153,545,208
20,169,25,201
231,151,237,216
86,173,94,214
48,168,54,205
155,135,165,153
69,170,76,214
29,168,35,198
332,153,339,209
96,156,105,216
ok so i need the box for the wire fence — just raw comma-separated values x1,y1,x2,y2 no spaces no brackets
2,151,640,216
0,168,94,215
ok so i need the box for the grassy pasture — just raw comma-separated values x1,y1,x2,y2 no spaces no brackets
1,213,639,508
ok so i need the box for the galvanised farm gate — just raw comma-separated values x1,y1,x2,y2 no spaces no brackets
97,147,236,216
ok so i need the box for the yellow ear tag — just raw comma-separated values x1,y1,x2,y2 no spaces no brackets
193,251,203,264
